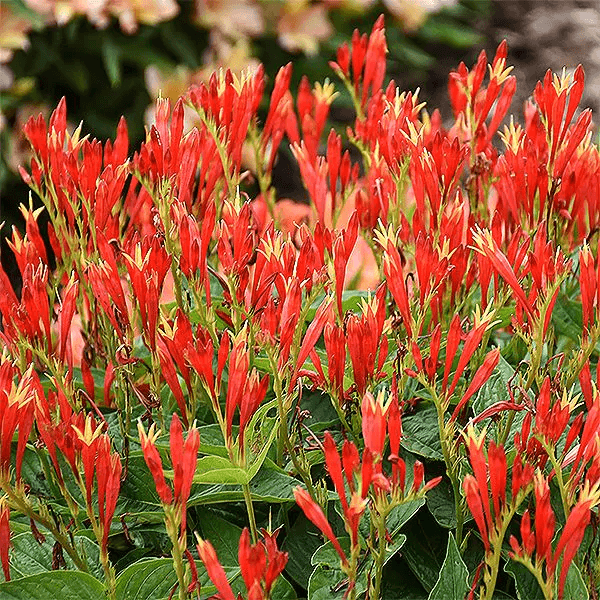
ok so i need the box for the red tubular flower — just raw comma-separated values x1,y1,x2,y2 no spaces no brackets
261,529,288,594
196,538,236,600
169,414,200,534
463,430,501,551
95,442,122,552
322,432,370,547
532,473,555,566
330,41,350,77
198,528,288,600
222,332,269,449
123,239,171,353
294,487,348,566
450,348,500,422
579,244,597,331
361,15,387,107
291,299,334,388
464,474,490,552
70,416,122,554
346,289,388,396
324,432,349,512
510,476,599,599
361,392,387,458
238,528,267,597
0,365,37,481
138,415,199,537
324,322,346,403
551,484,599,597
0,500,10,581
472,227,535,321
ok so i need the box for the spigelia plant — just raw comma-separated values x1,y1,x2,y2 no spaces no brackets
1,16,600,600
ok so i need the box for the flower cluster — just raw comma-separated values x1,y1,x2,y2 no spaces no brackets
0,17,599,600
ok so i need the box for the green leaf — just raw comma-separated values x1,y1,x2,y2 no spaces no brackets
282,515,326,588
115,558,177,600
193,456,249,485
472,355,527,452
504,561,543,600
100,37,122,87
119,454,162,512
552,296,583,343
115,557,238,600
0,571,105,600
198,511,242,567
6,532,102,581
428,532,469,600
245,400,279,480
188,465,299,505
307,564,348,600
418,18,483,48
311,537,350,569
402,513,447,592
270,575,298,600
426,478,457,528
401,404,444,461
387,499,426,537
309,536,384,599
299,390,340,433
562,562,589,600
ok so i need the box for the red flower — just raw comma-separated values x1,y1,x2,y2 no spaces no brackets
196,538,236,600
197,528,288,600
294,487,348,566
0,500,10,581
0,365,37,481
450,348,500,422
138,415,199,538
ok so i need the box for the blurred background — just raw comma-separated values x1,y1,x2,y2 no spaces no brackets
1,0,599,251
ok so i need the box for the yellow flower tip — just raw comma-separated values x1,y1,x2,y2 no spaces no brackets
72,414,104,447
313,79,339,106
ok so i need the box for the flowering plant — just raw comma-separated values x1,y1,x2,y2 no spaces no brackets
1,16,600,600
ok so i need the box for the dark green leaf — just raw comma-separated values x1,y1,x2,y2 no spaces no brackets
426,478,457,528
552,296,583,343
504,561,543,600
283,515,326,588
428,532,469,600
562,562,589,600
387,499,426,537
115,558,177,600
101,37,122,86
198,511,241,567
401,405,444,461
0,571,105,600
402,513,447,592
271,575,297,600
307,564,348,600
114,557,236,600
5,531,102,581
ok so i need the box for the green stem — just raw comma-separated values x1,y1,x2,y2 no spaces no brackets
543,440,570,520
3,487,89,573
482,507,519,600
268,353,316,496
371,512,387,600
242,482,259,544
432,389,465,547
166,511,188,600
482,542,504,600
